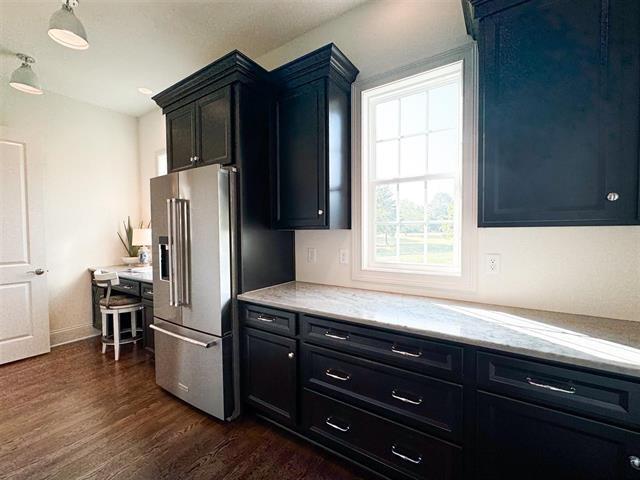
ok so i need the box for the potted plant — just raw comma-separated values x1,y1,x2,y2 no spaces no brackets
118,217,149,265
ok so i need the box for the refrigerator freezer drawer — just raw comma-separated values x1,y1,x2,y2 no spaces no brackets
152,319,233,420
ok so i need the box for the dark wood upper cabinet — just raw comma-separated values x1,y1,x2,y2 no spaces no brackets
197,86,232,166
166,103,196,172
271,44,358,230
465,0,640,226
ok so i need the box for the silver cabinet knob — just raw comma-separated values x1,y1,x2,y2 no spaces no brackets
607,192,620,202
27,268,46,275
630,456,640,471
318,209,324,215
288,352,295,359
193,156,199,163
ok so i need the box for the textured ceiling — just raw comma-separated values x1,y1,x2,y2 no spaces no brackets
0,0,367,116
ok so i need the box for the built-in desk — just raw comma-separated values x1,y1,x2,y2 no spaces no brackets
88,265,154,352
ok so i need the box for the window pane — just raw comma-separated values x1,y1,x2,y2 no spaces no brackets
400,92,427,136
426,179,455,222
426,179,455,266
427,222,454,266
376,100,399,140
376,140,399,179
399,224,425,264
399,181,424,222
400,135,426,177
428,129,458,174
429,82,459,131
375,184,397,223
375,224,397,262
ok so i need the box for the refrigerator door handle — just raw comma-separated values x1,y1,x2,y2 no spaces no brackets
179,199,191,306
149,324,216,348
166,198,177,306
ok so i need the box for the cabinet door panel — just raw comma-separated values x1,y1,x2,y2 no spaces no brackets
275,79,327,228
143,300,154,351
476,392,640,480
242,327,297,427
166,104,196,172
197,87,232,166
479,0,640,226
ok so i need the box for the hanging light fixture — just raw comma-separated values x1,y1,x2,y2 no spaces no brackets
48,0,89,50
9,54,43,95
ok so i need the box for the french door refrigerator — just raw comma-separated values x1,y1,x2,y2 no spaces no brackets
150,163,238,420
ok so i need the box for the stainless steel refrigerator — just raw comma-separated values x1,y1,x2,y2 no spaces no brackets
150,163,238,420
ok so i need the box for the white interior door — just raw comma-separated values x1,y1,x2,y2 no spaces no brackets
0,127,50,364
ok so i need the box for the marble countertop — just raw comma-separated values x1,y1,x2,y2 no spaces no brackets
238,281,640,379
88,265,153,283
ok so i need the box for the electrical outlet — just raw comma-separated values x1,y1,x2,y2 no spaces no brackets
339,248,349,265
486,254,501,274
307,247,317,264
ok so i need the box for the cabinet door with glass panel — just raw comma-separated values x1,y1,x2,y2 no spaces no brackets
363,62,463,276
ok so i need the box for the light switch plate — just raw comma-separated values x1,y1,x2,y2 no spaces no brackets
339,248,349,265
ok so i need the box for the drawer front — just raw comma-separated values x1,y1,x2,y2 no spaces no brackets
113,278,140,296
301,315,462,381
242,303,297,337
302,344,463,441
477,352,640,428
303,389,461,480
141,283,154,300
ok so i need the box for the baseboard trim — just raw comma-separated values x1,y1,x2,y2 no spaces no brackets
50,324,101,347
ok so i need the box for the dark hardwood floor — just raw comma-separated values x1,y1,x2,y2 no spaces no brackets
0,338,366,480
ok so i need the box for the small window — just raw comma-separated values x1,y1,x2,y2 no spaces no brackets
354,47,476,291
156,149,167,176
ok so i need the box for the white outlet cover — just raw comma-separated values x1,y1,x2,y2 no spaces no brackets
307,247,317,264
339,248,349,264
486,254,501,274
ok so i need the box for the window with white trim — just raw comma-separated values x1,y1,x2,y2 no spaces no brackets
361,61,464,277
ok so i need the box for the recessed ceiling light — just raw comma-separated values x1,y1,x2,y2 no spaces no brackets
138,87,154,95
9,54,43,95
48,0,89,50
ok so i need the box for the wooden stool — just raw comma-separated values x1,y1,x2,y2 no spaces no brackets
94,271,144,361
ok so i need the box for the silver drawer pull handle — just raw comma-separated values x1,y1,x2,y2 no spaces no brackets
324,331,350,341
325,369,351,381
149,324,216,349
391,390,423,405
391,345,422,358
325,417,350,432
256,314,275,323
145,291,153,296
630,456,640,471
526,377,576,394
391,445,422,465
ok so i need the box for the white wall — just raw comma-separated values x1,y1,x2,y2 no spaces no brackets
0,84,141,345
138,108,165,221
256,0,640,322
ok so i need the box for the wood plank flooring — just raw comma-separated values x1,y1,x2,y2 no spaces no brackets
0,338,366,480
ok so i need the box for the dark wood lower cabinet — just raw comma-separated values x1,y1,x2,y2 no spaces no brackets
242,327,297,427
476,392,640,480
240,302,640,480
142,299,154,352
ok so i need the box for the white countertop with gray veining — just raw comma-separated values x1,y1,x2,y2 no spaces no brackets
238,281,640,378
88,265,153,283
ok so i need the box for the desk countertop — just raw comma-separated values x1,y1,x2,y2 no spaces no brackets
89,265,153,283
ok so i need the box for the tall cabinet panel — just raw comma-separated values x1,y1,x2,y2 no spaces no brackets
466,0,640,226
271,44,358,230
197,86,233,166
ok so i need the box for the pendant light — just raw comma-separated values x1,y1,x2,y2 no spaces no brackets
48,0,89,50
9,54,43,95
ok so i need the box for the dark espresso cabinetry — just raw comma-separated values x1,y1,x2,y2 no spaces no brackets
464,0,640,226
240,301,640,480
271,44,358,229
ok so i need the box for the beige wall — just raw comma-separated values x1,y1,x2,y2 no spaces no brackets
0,84,140,345
138,108,166,221
256,0,640,321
